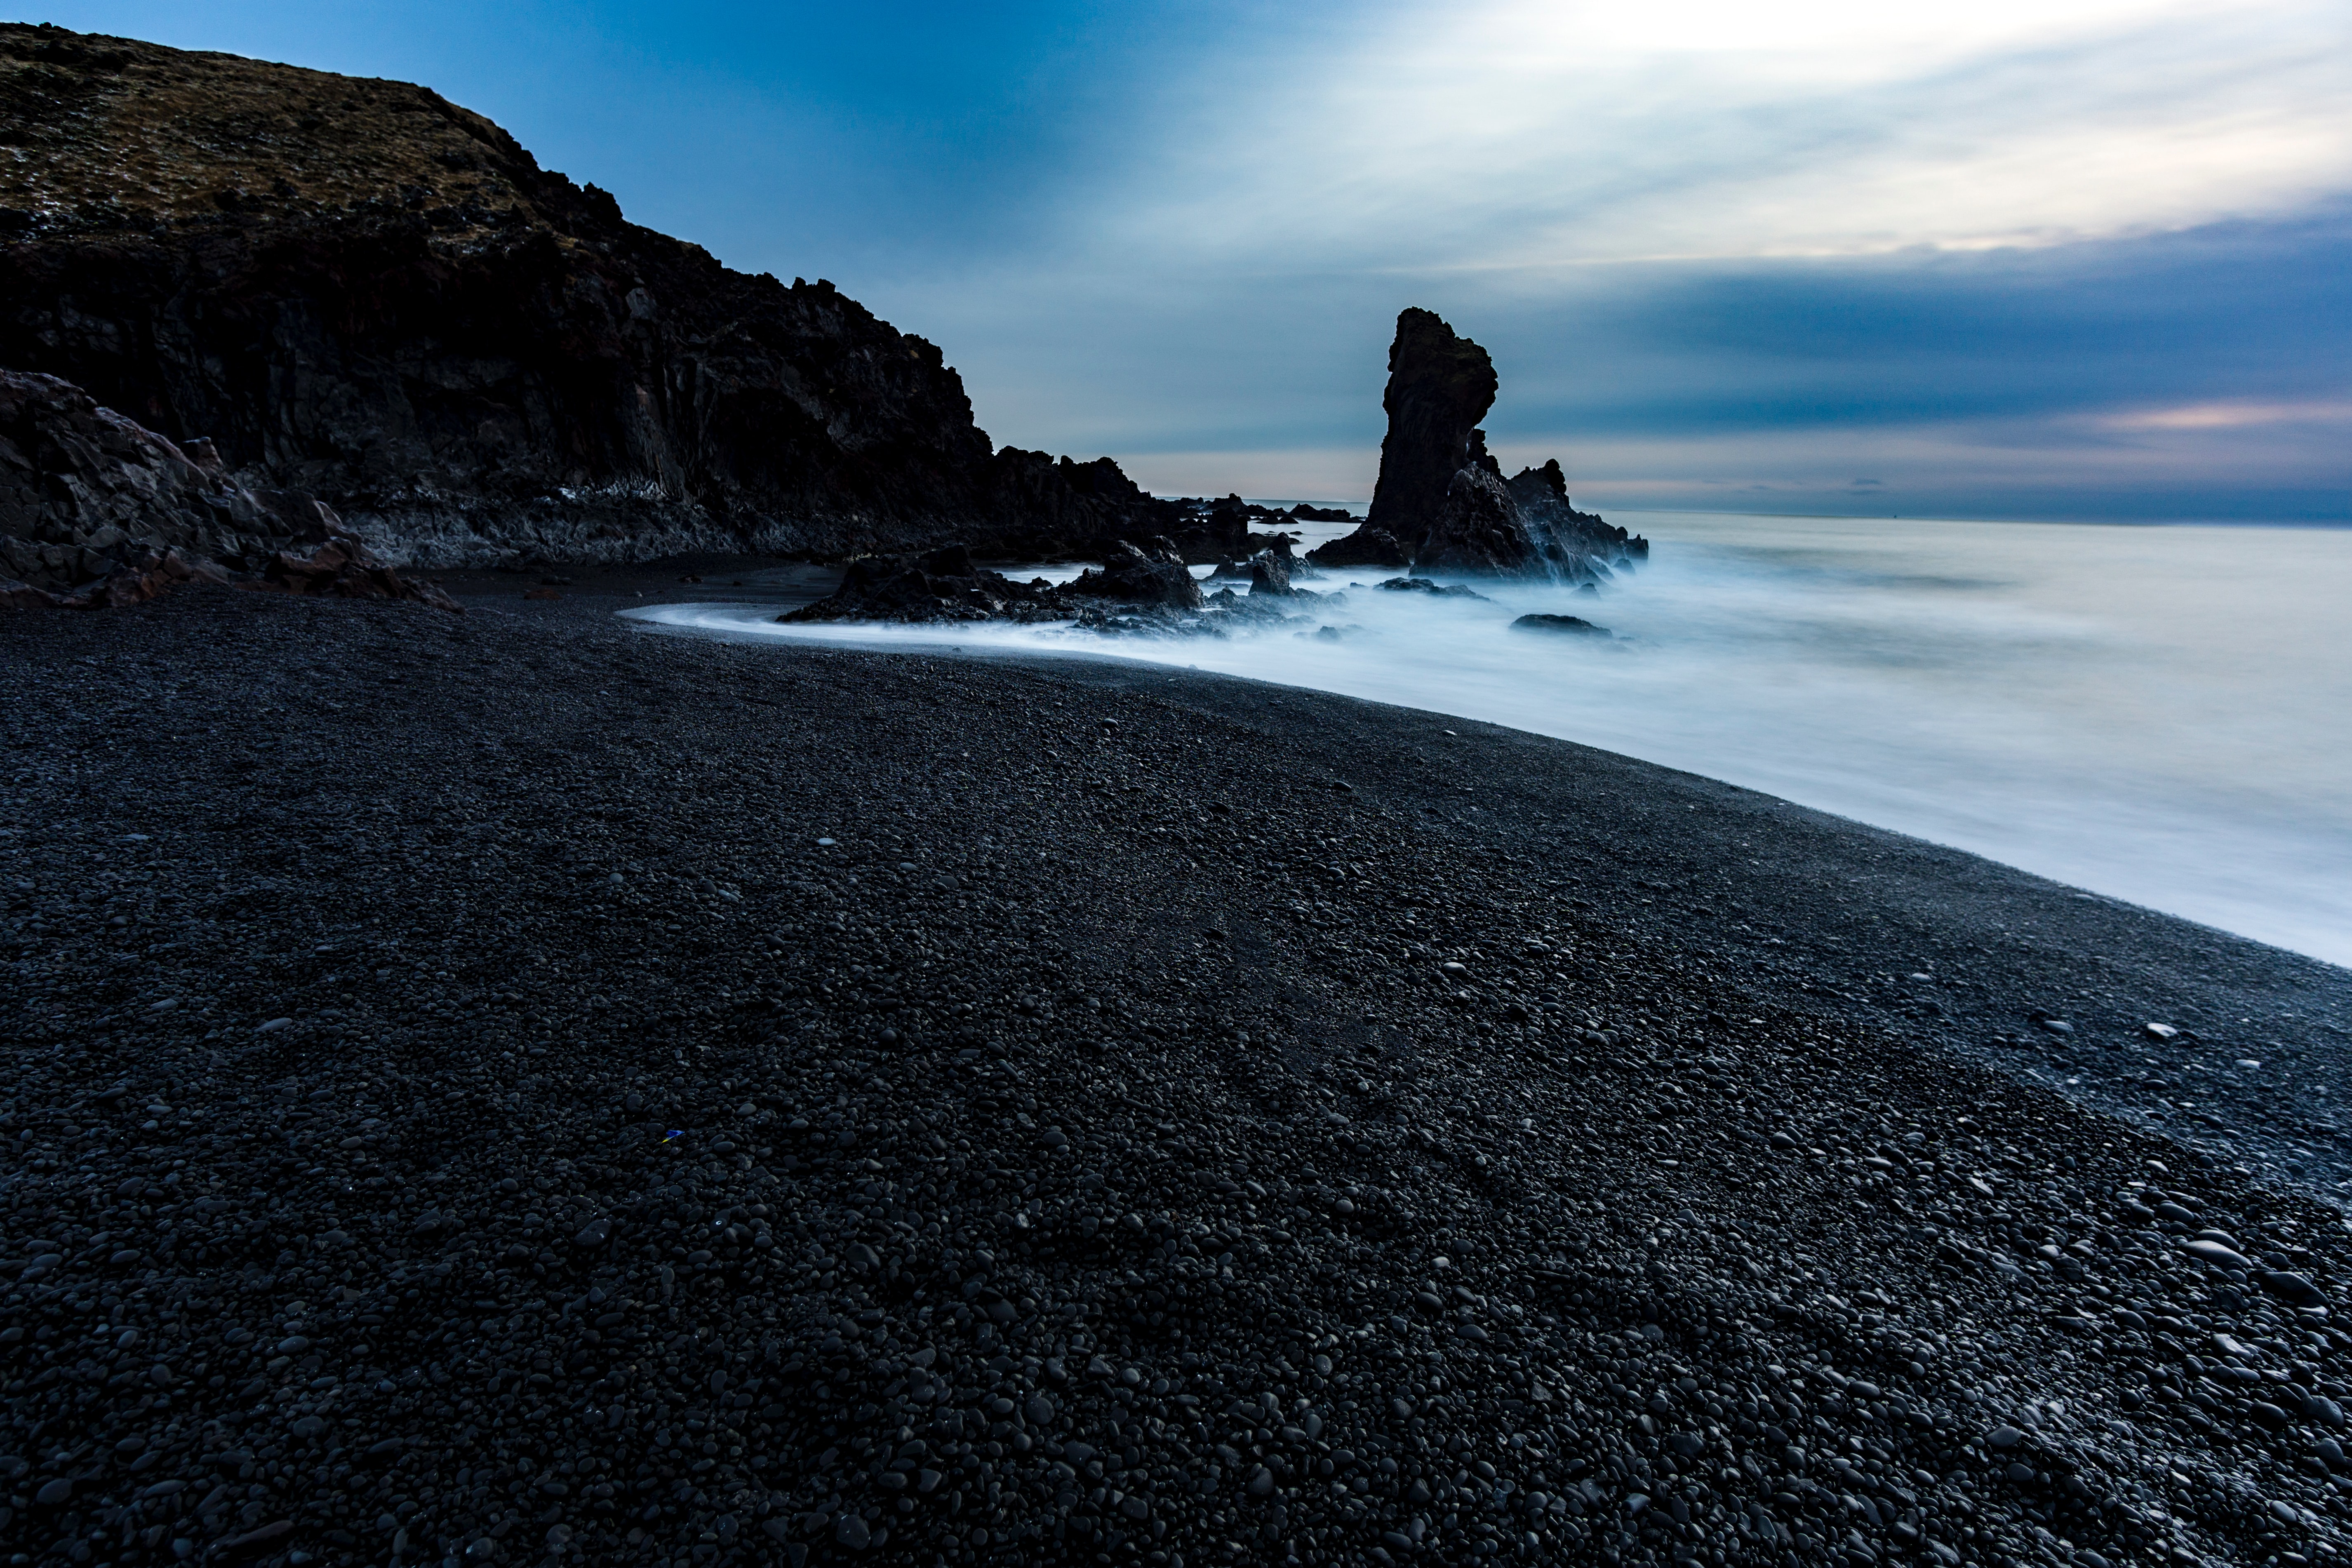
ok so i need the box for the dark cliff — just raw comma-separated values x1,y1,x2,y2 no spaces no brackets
0,24,1165,567
1312,308,1646,577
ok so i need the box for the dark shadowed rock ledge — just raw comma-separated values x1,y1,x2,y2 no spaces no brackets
0,367,454,609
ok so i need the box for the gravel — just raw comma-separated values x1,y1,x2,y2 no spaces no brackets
4,581,2351,1568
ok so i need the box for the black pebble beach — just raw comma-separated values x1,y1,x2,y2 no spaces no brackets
6,583,2352,1568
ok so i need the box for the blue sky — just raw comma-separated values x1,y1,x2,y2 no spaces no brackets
20,0,2352,520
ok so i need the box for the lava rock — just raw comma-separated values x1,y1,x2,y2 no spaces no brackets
1510,613,1611,637
1064,540,1204,610
1308,309,1646,578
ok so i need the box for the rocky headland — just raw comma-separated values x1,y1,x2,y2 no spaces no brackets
0,24,1259,597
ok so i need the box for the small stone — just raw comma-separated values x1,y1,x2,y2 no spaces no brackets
1983,1426,2024,1450
35,1478,71,1506
835,1513,871,1549
574,1216,612,1248
2259,1269,2326,1307
256,1017,292,1032
2183,1239,2255,1271
1248,1466,1275,1497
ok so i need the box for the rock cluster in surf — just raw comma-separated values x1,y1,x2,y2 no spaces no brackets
783,540,1327,637
1312,309,1648,581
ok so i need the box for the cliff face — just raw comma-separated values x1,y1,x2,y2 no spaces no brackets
0,24,1162,566
1312,309,1646,577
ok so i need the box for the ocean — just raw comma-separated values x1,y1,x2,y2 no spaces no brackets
632,512,2352,969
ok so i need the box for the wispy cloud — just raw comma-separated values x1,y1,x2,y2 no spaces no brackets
1101,0,2352,269
879,0,2352,520
2097,400,2352,431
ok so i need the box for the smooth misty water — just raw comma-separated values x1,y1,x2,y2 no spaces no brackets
630,513,2352,969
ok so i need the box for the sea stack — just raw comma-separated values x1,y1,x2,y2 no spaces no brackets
1311,308,1648,577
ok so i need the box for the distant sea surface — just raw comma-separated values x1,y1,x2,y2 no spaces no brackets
634,513,2352,969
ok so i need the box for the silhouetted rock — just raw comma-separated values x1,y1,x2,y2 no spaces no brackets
782,545,1059,625
789,537,1218,625
1249,550,1297,596
1511,612,1612,637
1309,526,1409,569
1310,310,1651,578
1506,458,1649,574
1417,459,1542,574
1368,307,1499,538
1378,576,1489,601
0,24,1170,568
1066,540,1204,610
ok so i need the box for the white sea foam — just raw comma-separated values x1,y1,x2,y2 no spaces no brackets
626,513,2352,968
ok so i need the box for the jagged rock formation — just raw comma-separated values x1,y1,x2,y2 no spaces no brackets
1311,310,1647,577
0,24,1179,567
1248,549,1297,597
1065,540,1207,610
1364,307,1500,536
0,366,452,608
780,539,1348,638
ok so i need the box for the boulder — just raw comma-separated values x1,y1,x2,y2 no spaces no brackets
1249,550,1297,597
1065,540,1204,610
261,537,463,612
1377,577,1489,601
1510,613,1611,637
1308,526,1409,569
783,544,1057,625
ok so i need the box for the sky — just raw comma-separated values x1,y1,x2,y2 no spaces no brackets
20,0,2352,520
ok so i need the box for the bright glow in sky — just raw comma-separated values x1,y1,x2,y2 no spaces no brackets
19,0,2352,518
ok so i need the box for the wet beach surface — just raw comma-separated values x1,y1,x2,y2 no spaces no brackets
5,579,2352,1568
